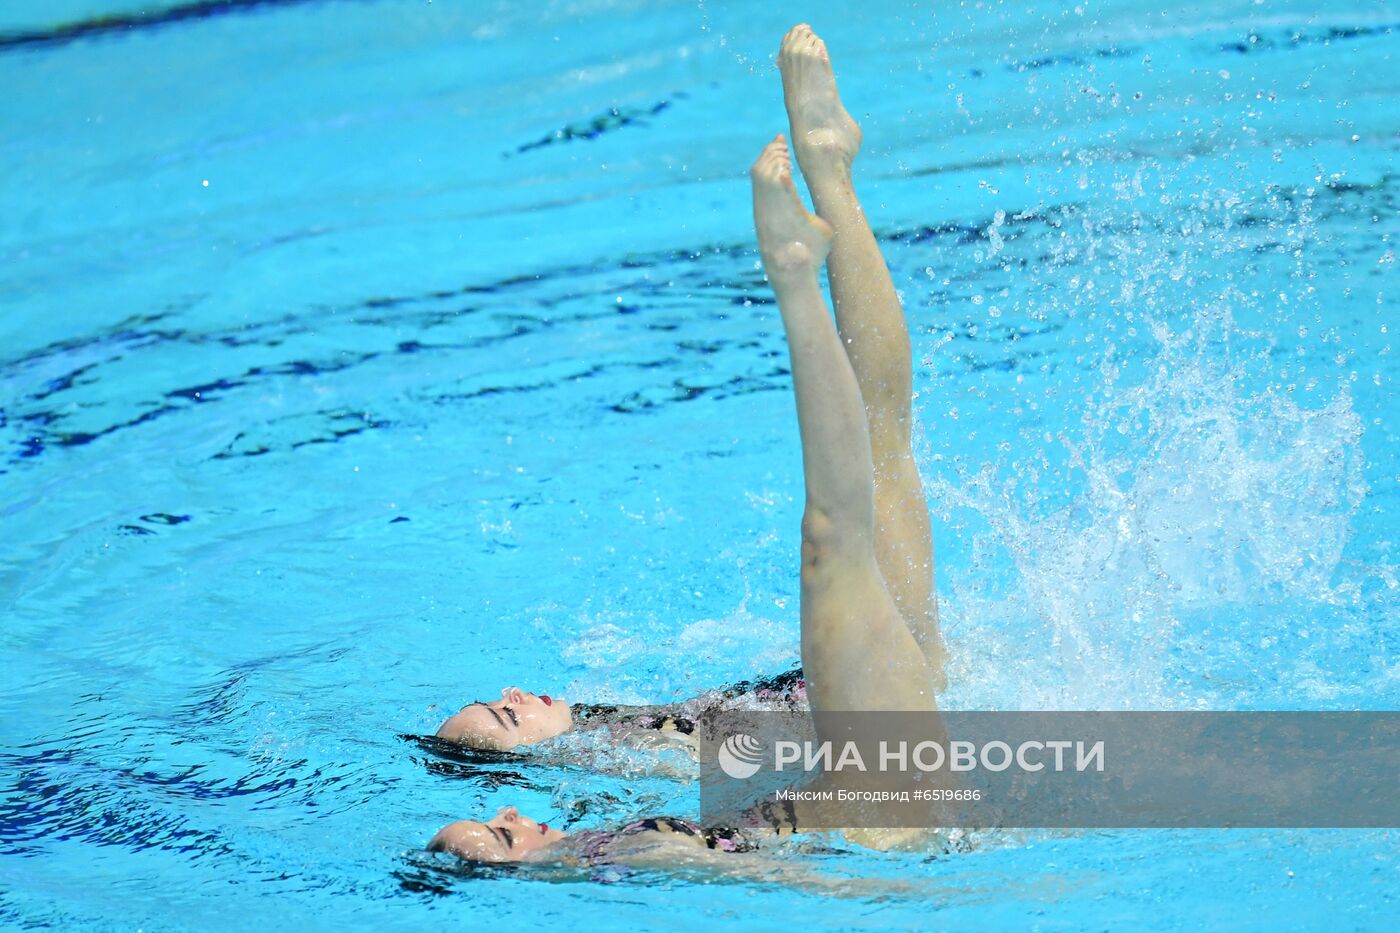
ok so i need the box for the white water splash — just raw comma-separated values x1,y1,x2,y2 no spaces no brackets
929,299,1367,710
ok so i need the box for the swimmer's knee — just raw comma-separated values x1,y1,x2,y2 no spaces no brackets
801,507,838,551
801,508,840,583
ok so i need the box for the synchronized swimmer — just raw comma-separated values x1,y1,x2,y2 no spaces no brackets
428,24,948,867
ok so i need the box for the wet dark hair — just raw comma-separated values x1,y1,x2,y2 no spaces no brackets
399,733,546,790
397,850,522,892
403,733,527,764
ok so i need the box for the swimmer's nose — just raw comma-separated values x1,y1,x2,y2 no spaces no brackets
498,806,519,822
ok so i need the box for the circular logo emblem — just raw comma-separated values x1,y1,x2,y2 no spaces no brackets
717,733,764,779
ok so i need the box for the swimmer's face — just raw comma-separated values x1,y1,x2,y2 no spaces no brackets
428,807,566,863
435,687,574,750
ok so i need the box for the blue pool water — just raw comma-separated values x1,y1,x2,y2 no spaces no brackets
2,0,1397,927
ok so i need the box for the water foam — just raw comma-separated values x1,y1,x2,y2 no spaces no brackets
929,287,1367,710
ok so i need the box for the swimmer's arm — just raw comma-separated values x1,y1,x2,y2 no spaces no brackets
612,840,951,897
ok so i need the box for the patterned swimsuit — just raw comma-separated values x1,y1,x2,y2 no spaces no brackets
575,816,757,882
573,665,809,738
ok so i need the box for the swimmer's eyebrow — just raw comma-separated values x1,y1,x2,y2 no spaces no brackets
472,703,510,730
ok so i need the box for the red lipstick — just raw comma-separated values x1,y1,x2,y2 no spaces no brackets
540,695,553,706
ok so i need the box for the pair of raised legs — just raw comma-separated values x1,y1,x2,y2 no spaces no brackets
756,25,945,713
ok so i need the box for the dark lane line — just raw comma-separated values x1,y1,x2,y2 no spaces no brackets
0,0,372,52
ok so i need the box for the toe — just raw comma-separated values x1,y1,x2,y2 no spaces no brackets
780,24,802,55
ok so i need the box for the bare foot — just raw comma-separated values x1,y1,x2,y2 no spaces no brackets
751,135,834,274
778,24,862,175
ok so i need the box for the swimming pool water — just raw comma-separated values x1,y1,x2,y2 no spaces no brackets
2,0,1397,928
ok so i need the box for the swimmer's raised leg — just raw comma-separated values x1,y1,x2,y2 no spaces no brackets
779,24,946,689
751,136,935,715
